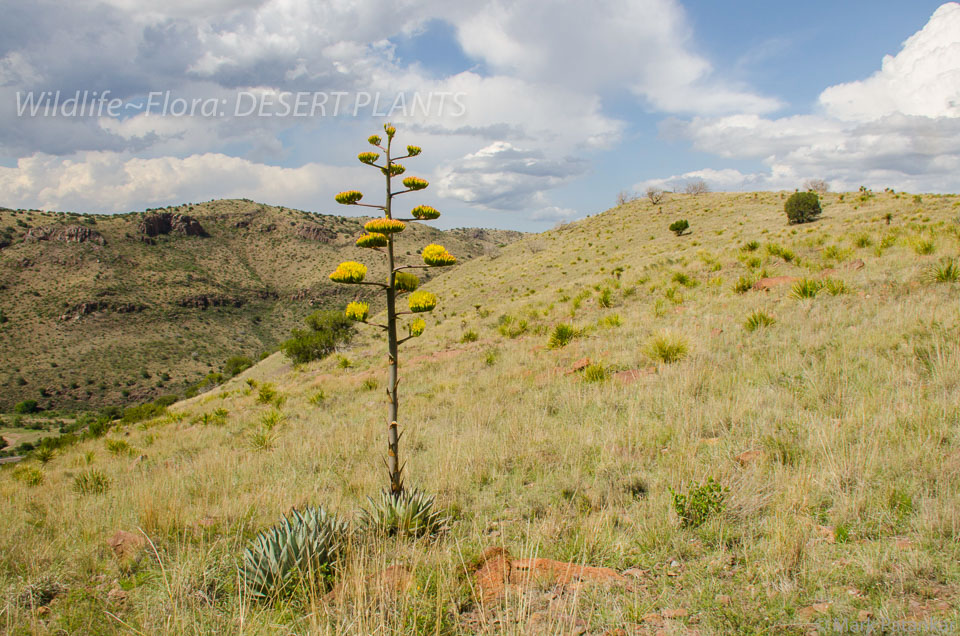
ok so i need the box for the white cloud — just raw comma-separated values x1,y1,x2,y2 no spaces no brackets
0,151,368,213
819,2,960,121
435,141,587,211
658,3,960,193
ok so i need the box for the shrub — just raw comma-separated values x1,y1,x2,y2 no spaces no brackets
930,259,959,283
282,311,354,365
122,402,165,424
670,477,727,528
913,238,936,255
742,240,760,252
583,364,607,382
256,383,277,404
744,310,775,332
224,355,254,377
598,287,613,308
790,278,823,299
784,191,822,224
461,330,479,343
242,506,349,600
73,469,110,495
14,400,38,414
308,390,326,406
669,219,689,236
247,429,277,452
644,332,689,363
822,278,848,295
646,187,664,204
548,323,579,349
497,314,528,338
12,465,44,486
104,439,134,456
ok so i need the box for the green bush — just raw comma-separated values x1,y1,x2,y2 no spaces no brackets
224,355,254,377
548,323,580,349
669,219,690,236
644,332,689,363
784,191,821,224
73,469,111,495
282,310,354,365
670,477,727,528
14,400,39,414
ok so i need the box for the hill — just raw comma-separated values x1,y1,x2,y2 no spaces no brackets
0,200,521,411
2,190,959,633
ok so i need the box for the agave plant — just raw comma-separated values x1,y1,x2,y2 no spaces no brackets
358,489,446,538
241,506,349,600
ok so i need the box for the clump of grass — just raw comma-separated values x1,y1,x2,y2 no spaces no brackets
790,278,823,299
484,349,499,366
822,278,848,295
12,464,45,486
105,439,134,456
248,429,277,452
598,287,613,308
460,329,479,343
497,314,528,338
670,477,727,528
597,313,622,328
913,238,936,255
742,240,760,252
361,377,379,391
644,332,689,363
672,272,697,288
743,310,776,332
929,258,959,282
733,274,755,294
548,323,581,349
308,390,326,406
260,409,286,430
582,364,607,382
853,234,872,248
256,383,277,404
73,469,111,495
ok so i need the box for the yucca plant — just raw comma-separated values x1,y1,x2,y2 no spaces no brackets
822,278,848,295
548,323,579,349
743,310,776,332
790,278,823,299
644,331,689,363
929,258,959,283
242,506,349,599
357,489,446,538
73,469,110,495
329,124,456,497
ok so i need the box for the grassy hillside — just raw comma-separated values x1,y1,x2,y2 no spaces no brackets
2,190,960,634
0,200,520,412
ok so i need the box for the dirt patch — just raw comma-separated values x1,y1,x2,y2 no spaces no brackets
614,368,656,385
753,276,799,291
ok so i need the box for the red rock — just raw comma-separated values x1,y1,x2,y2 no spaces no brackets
735,449,765,466
661,608,688,619
848,259,865,270
568,357,591,374
107,530,145,561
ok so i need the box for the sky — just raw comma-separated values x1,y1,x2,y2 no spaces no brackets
0,0,957,231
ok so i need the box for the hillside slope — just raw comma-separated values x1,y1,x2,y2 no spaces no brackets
2,190,959,633
0,200,520,410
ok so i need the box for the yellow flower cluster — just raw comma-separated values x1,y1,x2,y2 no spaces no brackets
335,190,363,205
345,301,369,322
408,318,425,337
368,134,381,146
410,205,440,220
329,261,367,284
356,233,388,248
402,176,428,191
364,218,406,234
422,244,456,266
406,145,421,156
394,272,419,292
358,152,379,165
408,290,437,313
384,163,406,177
384,123,396,138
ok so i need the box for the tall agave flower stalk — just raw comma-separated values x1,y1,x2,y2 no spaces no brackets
330,123,456,496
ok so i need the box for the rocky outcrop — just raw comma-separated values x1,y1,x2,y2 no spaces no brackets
176,295,243,310
25,224,106,245
138,213,208,238
295,224,336,243
59,301,147,322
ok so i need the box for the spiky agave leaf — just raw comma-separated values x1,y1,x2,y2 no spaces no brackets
241,506,349,600
357,489,446,538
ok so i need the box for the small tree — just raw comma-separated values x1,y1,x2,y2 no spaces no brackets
683,179,709,196
785,191,822,224
646,187,664,204
329,123,457,496
669,219,689,236
803,178,828,194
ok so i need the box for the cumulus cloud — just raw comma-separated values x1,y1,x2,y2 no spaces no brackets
0,151,368,213
435,142,587,211
656,3,960,194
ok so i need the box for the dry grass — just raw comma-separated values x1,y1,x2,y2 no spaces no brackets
2,190,960,633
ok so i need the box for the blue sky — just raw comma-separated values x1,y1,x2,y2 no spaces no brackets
0,1,958,231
